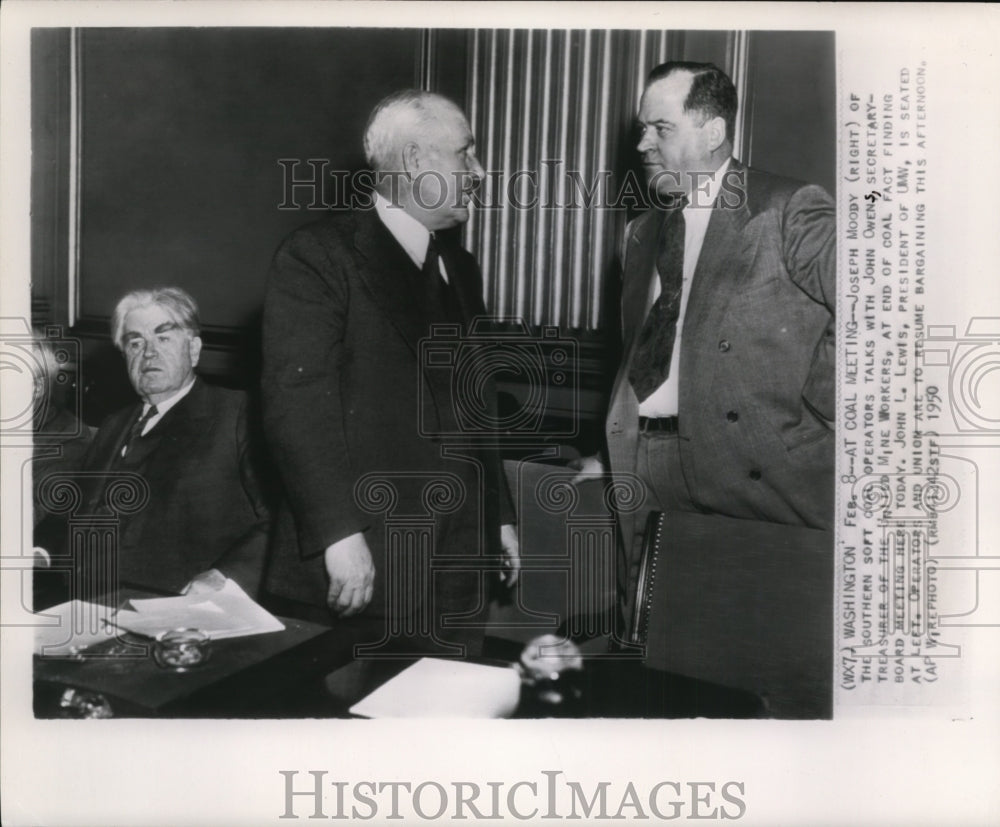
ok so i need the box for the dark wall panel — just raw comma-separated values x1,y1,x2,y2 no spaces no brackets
30,28,72,325
745,31,836,195
78,28,421,331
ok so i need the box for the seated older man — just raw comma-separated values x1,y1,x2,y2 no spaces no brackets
34,287,270,604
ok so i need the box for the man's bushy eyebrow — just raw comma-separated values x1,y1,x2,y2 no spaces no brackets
123,321,180,340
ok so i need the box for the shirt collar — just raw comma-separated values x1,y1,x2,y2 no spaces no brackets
142,376,196,417
685,157,732,212
373,192,432,269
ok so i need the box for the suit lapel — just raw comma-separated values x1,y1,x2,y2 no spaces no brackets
440,246,485,325
683,204,752,339
120,380,210,469
610,210,661,424
620,211,660,353
683,160,756,331
352,209,431,359
353,210,482,430
102,405,142,471
607,210,660,441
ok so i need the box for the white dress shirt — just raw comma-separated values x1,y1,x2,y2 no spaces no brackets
373,193,449,282
638,158,732,417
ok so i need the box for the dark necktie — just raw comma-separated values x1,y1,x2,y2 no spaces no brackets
422,234,462,322
628,197,687,402
121,404,158,458
423,233,440,279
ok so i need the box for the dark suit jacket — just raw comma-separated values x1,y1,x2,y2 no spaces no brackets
260,208,514,623
53,379,271,596
606,161,836,595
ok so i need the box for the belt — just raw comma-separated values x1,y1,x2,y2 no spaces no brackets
638,415,679,434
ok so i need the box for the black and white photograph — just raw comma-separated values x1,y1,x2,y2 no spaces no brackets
1,2,998,825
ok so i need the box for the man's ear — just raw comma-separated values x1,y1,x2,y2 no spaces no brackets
401,141,422,178
705,116,728,154
189,335,203,368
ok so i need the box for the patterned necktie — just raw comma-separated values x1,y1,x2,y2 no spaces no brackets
628,197,687,402
121,404,158,458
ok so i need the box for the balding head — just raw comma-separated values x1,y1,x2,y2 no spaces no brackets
363,89,484,231
364,90,466,173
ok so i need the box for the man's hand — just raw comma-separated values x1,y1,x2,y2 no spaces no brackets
324,532,375,617
569,454,606,485
182,568,227,595
499,523,521,588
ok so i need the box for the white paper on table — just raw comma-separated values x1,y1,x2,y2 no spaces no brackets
111,578,284,640
33,601,120,656
348,657,522,719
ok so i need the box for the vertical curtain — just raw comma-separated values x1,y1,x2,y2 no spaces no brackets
460,29,745,332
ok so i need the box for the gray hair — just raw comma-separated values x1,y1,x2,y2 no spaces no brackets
363,89,464,172
110,287,201,350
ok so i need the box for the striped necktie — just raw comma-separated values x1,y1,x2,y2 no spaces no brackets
121,404,158,458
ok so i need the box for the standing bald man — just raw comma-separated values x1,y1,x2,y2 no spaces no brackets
261,90,518,657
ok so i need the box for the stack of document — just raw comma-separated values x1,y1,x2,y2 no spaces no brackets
110,578,284,640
